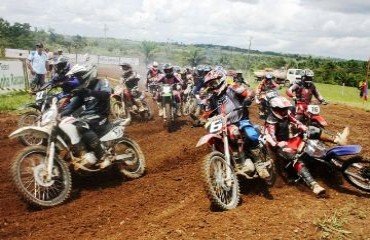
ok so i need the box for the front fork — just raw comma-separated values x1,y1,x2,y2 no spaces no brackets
223,133,233,183
45,127,57,181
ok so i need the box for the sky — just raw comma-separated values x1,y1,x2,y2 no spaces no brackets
1,0,370,60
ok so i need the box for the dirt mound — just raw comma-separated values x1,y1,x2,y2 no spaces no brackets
1,93,370,239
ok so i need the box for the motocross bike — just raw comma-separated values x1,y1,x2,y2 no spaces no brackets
9,97,146,207
282,105,370,193
181,82,197,116
110,85,153,121
17,83,75,146
147,77,161,97
160,84,179,132
196,106,276,210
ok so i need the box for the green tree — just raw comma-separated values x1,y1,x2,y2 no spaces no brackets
140,41,158,66
182,47,207,67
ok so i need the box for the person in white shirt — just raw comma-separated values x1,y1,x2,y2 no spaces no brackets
26,42,48,91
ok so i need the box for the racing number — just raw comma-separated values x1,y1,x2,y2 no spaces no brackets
209,119,223,134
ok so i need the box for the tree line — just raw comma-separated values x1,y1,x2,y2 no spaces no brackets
0,17,367,87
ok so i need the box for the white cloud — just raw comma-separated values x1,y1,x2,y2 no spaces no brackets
1,0,369,60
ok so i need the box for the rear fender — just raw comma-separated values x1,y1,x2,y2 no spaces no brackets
196,134,222,147
311,115,328,126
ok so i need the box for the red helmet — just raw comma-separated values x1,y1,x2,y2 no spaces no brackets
204,70,226,96
269,96,292,119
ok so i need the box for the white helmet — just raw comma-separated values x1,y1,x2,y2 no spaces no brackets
269,96,293,119
153,61,159,67
66,64,97,87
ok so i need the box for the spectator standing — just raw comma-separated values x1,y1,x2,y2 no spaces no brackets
26,42,48,91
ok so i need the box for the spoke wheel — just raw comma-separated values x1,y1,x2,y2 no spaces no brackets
114,138,145,179
11,146,72,207
342,157,370,192
18,111,43,146
203,151,240,210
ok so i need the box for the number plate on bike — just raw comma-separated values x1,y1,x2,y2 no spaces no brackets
35,91,45,100
207,117,223,134
307,105,320,114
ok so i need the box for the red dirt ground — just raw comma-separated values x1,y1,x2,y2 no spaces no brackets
1,78,370,239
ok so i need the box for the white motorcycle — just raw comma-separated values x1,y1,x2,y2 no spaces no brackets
9,97,146,207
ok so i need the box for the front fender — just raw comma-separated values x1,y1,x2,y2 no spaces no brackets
9,126,51,139
17,103,41,111
311,115,328,126
9,126,70,150
196,134,222,147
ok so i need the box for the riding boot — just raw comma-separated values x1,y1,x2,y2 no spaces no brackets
250,148,270,179
176,105,182,117
235,152,255,174
135,99,145,112
294,161,325,195
157,102,163,117
320,127,349,145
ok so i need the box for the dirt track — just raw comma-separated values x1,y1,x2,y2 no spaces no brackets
1,90,370,239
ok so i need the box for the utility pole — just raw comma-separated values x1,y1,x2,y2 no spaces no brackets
103,24,109,39
246,37,252,71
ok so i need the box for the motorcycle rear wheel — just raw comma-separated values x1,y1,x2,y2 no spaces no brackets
18,111,44,146
115,138,146,179
342,157,370,192
11,146,72,207
203,151,240,210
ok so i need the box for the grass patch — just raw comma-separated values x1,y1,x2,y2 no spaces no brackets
0,92,33,111
314,210,351,239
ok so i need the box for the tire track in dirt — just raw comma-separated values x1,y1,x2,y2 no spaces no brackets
1,98,370,239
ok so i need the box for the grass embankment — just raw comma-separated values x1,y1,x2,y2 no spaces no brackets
248,79,370,111
0,92,32,112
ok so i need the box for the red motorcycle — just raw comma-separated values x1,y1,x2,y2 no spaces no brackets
196,105,275,210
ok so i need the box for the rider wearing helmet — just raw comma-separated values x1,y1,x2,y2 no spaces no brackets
50,56,80,98
265,96,349,195
157,63,183,117
60,64,112,168
146,61,160,89
120,63,145,112
200,69,270,178
286,69,328,122
255,72,280,119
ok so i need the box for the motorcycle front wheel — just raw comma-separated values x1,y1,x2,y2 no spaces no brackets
203,151,240,210
140,100,153,121
11,146,72,207
18,111,43,146
114,138,146,179
111,100,130,120
164,102,173,132
341,156,370,192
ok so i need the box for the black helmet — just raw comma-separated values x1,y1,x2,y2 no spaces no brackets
203,65,212,75
163,63,174,77
119,63,132,71
53,56,70,75
301,69,314,87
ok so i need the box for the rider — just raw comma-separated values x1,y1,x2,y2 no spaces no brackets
146,61,160,88
264,96,349,195
200,69,270,178
157,63,183,117
286,69,328,122
119,63,145,112
255,72,280,118
50,56,80,98
60,64,112,168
